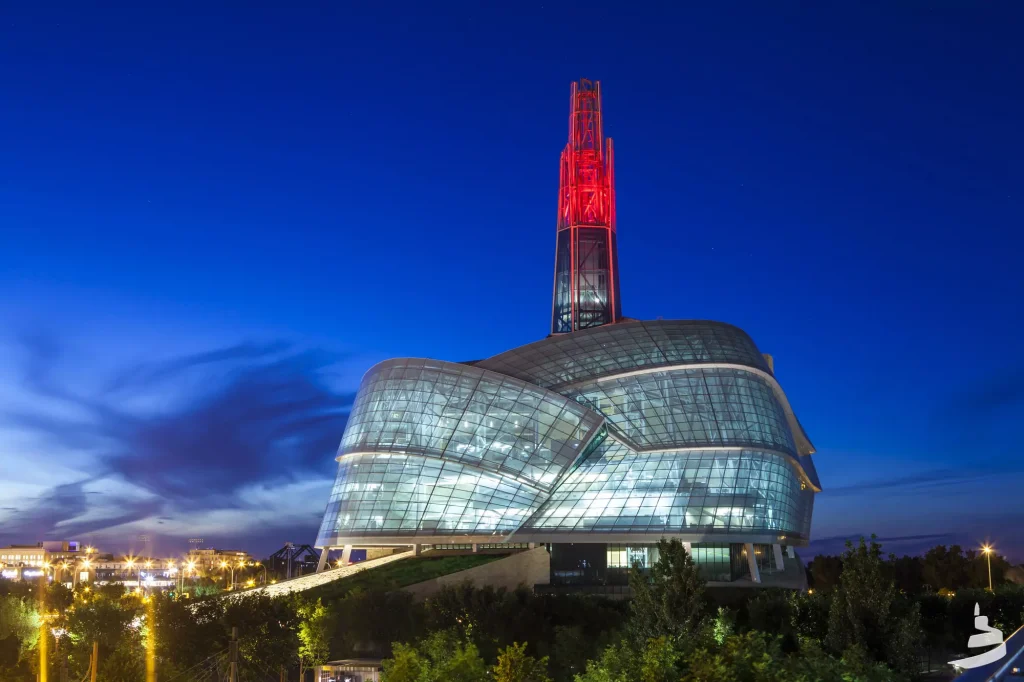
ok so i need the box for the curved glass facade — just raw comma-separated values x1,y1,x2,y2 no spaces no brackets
317,320,818,549
477,319,770,390
318,453,546,539
521,441,813,538
568,368,796,454
338,359,605,491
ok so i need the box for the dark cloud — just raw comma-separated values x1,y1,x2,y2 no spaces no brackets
4,334,355,545
103,347,353,501
0,482,91,542
821,463,1023,497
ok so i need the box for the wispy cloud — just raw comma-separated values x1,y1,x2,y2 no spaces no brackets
1,333,355,554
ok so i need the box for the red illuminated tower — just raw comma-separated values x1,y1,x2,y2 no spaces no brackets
550,79,622,334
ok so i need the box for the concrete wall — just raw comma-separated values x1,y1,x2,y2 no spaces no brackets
363,547,404,561
402,547,550,601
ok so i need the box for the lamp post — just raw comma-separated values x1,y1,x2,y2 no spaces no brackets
125,558,138,590
167,561,178,592
186,560,196,593
254,561,268,585
982,544,994,591
220,561,233,590
74,558,92,589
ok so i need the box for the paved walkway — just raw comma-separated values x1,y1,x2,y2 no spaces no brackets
223,550,412,598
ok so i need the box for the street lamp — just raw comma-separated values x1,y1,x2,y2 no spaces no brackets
981,544,994,591
125,557,142,590
74,558,92,589
220,560,233,589
255,561,268,585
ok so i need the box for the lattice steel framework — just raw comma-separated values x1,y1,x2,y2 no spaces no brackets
552,79,623,334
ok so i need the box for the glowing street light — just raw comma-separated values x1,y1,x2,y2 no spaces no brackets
220,560,236,589
981,544,994,591
125,557,143,590
74,558,92,588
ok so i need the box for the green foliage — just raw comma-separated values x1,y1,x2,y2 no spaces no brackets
492,641,551,682
574,637,679,682
807,554,843,590
328,588,421,659
153,593,227,678
790,588,831,642
746,590,796,647
297,597,332,679
712,607,735,645
627,538,707,646
680,632,898,682
0,594,38,677
825,536,922,677
921,544,1010,591
381,629,487,682
223,592,300,674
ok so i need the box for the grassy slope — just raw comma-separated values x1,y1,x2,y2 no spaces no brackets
304,553,503,602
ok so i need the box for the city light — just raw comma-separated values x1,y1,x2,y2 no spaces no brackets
981,544,995,591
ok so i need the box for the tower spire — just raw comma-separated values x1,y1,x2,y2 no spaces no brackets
551,78,622,334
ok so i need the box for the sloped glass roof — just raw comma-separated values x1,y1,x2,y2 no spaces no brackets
477,320,770,391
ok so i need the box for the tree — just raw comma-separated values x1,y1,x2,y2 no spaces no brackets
154,593,227,679
297,598,332,681
627,539,706,646
575,637,680,682
492,642,551,682
807,554,843,590
679,632,899,682
745,590,796,649
65,590,143,681
0,595,38,678
381,630,486,682
825,536,922,676
382,641,426,682
223,593,299,677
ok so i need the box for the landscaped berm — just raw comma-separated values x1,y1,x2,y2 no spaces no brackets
231,547,547,601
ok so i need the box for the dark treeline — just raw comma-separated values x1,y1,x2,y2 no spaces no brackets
809,542,1015,593
1,537,1021,681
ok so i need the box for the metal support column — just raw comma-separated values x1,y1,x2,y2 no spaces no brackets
315,548,330,573
745,543,761,584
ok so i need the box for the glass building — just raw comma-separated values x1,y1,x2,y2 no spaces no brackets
317,320,819,586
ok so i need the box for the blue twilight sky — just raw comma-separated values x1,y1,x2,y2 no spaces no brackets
1,3,1021,560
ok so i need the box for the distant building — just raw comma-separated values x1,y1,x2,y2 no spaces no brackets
185,548,255,578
